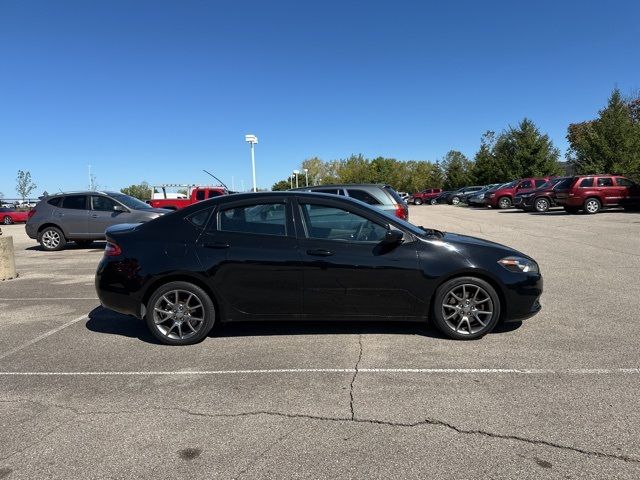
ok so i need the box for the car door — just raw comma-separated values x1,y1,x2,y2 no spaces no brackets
89,195,130,236
516,180,534,195
596,177,617,205
615,177,640,206
194,198,302,319
295,197,423,319
58,195,89,237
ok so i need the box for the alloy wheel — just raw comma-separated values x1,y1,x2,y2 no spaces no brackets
452,197,460,205
41,230,61,249
152,290,205,341
535,198,550,212
585,199,600,214
499,197,511,209
441,284,494,335
3,216,12,225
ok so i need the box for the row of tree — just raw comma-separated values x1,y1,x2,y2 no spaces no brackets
273,88,640,192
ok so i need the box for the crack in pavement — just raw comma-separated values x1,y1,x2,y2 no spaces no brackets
2,397,639,466
233,424,300,480
349,334,363,421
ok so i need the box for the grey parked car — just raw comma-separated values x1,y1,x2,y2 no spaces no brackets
292,184,409,220
26,191,169,251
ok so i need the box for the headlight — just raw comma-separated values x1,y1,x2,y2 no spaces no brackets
477,194,485,199
498,256,539,273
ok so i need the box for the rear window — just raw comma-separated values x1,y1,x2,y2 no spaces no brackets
519,180,533,189
383,186,405,204
196,190,206,201
534,179,547,187
313,188,343,195
208,190,224,199
61,195,87,210
578,178,594,188
616,177,635,187
47,197,63,207
597,177,614,187
347,189,381,205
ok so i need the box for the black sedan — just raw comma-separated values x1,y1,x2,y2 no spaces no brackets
96,192,543,345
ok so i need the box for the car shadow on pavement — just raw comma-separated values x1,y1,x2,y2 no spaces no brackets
86,306,522,344
25,242,106,252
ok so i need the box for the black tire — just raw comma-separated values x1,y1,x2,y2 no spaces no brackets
38,226,66,251
534,197,551,213
414,198,423,205
431,276,501,340
2,215,13,225
584,197,601,214
75,240,94,248
451,196,461,205
498,196,512,209
564,206,580,214
145,281,216,346
430,198,438,205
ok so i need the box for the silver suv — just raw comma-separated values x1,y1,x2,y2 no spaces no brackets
293,184,409,220
26,191,169,251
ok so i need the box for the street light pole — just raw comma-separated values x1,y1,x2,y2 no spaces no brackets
293,170,299,188
244,134,258,192
303,168,309,187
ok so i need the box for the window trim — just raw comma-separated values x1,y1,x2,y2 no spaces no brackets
596,177,614,187
61,195,88,210
212,200,292,238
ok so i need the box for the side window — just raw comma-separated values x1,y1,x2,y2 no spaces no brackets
300,203,388,242
616,177,635,187
579,178,594,188
535,179,547,187
208,190,223,199
196,190,206,201
186,208,212,228
520,181,533,189
218,203,286,236
314,189,342,195
347,189,381,205
597,177,614,187
47,197,62,207
92,196,118,212
61,195,87,210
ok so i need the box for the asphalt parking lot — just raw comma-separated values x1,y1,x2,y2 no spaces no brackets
1,206,639,479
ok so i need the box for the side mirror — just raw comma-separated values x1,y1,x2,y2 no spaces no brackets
113,205,128,213
382,229,404,245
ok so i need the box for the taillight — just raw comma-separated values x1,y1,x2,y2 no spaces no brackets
105,242,122,257
395,204,407,220
27,209,37,219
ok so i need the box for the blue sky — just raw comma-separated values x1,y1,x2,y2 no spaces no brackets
1,0,638,196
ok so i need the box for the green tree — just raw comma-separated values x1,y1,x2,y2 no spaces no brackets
493,119,561,179
271,179,291,191
16,170,37,202
121,181,152,201
472,131,505,184
442,151,474,190
568,89,640,176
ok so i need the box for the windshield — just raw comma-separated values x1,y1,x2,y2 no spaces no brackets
110,193,152,210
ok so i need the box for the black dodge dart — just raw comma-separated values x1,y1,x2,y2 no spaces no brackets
96,192,542,345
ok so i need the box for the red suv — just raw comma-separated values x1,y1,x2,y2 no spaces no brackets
484,178,552,209
554,175,640,214
409,188,442,205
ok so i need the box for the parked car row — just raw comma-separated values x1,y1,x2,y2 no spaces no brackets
410,174,640,214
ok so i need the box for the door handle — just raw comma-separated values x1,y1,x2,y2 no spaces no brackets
91,214,99,218
203,242,230,249
306,249,334,257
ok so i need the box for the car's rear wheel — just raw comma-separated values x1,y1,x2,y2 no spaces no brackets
584,197,601,214
498,197,512,209
431,277,501,340
451,196,460,205
2,216,13,225
430,198,438,205
146,281,215,345
414,198,423,205
534,197,550,213
39,226,65,251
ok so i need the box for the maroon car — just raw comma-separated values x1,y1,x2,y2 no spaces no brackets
554,175,640,214
484,177,552,209
1,207,29,225
408,188,442,205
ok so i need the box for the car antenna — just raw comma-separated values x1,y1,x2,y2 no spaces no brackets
203,169,229,190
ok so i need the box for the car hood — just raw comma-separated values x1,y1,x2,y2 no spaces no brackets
421,232,530,262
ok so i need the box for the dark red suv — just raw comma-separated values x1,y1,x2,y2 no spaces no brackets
408,188,442,205
484,177,552,209
554,175,640,214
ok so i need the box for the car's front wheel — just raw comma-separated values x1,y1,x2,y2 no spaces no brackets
498,197,512,209
534,197,550,213
413,198,423,205
39,226,66,251
451,196,461,205
146,281,216,345
2,216,13,225
431,276,501,340
430,198,438,205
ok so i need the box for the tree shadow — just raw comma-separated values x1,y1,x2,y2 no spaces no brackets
86,306,522,345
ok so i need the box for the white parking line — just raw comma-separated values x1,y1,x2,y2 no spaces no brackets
0,368,638,376
0,315,88,361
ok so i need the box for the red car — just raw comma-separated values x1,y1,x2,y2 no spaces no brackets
148,186,227,210
408,188,443,205
484,177,552,209
554,175,640,214
0,207,29,224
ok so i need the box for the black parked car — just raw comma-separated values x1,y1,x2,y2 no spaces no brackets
96,192,543,345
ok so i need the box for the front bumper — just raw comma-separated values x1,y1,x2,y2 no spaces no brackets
501,273,543,323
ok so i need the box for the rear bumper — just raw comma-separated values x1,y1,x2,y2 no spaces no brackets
95,258,145,318
25,223,38,239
